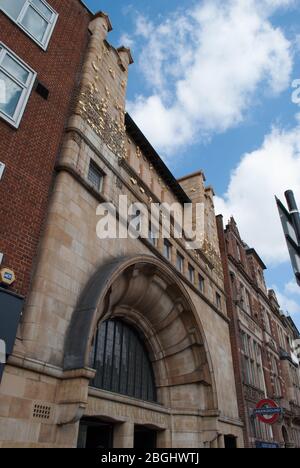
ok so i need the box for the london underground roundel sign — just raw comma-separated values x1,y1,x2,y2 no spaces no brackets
254,399,282,425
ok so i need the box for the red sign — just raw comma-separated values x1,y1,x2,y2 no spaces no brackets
254,399,282,425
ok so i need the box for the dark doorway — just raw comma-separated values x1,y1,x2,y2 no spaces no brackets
134,426,157,449
77,419,114,448
224,435,237,449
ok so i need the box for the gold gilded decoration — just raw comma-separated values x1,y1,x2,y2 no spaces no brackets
103,45,109,56
201,237,223,279
109,68,116,79
76,85,126,159
136,146,142,159
92,62,99,72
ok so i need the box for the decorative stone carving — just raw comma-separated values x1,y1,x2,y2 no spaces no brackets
136,146,142,159
202,237,223,279
56,368,96,426
64,256,218,411
76,86,127,159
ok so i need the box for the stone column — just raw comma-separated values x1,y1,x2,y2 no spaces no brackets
210,437,218,449
218,434,225,448
157,429,172,448
113,422,134,448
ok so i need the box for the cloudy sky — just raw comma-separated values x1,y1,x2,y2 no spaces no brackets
86,0,300,328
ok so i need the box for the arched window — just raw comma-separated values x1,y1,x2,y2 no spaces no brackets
90,319,156,403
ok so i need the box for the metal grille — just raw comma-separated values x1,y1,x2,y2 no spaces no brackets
91,320,156,403
33,403,51,420
88,162,103,192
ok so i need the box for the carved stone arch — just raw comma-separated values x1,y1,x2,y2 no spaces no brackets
64,255,218,411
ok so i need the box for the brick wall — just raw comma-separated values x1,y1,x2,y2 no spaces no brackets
216,214,251,446
218,215,300,447
0,0,91,296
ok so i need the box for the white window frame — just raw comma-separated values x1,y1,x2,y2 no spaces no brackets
0,0,58,50
0,42,37,128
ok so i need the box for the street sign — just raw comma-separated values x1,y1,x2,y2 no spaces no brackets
276,196,300,286
255,441,280,449
0,268,15,286
254,399,282,425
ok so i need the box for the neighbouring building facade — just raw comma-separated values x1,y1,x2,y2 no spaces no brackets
0,0,91,378
217,216,300,448
0,1,244,448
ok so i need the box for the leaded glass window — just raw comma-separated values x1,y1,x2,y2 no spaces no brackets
91,320,157,403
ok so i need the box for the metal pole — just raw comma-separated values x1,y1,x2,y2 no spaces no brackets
285,190,300,245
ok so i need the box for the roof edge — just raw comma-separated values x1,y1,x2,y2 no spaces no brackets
246,248,267,270
177,170,206,183
78,0,93,15
125,113,191,205
93,11,113,32
117,46,134,65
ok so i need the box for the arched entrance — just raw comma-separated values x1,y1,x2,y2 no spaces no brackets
64,255,218,448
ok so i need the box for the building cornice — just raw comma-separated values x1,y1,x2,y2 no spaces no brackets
125,113,191,205
228,254,274,309
62,125,224,292
55,164,229,324
56,166,230,325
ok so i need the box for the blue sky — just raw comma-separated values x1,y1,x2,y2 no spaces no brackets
86,0,300,328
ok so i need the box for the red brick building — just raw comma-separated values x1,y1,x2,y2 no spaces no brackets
0,0,92,297
0,0,94,364
217,215,300,448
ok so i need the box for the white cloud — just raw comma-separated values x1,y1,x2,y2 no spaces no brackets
285,280,300,296
127,0,294,154
119,33,135,49
215,116,300,266
274,286,300,315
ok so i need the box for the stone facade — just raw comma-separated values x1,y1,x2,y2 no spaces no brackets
217,216,300,448
0,8,243,448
